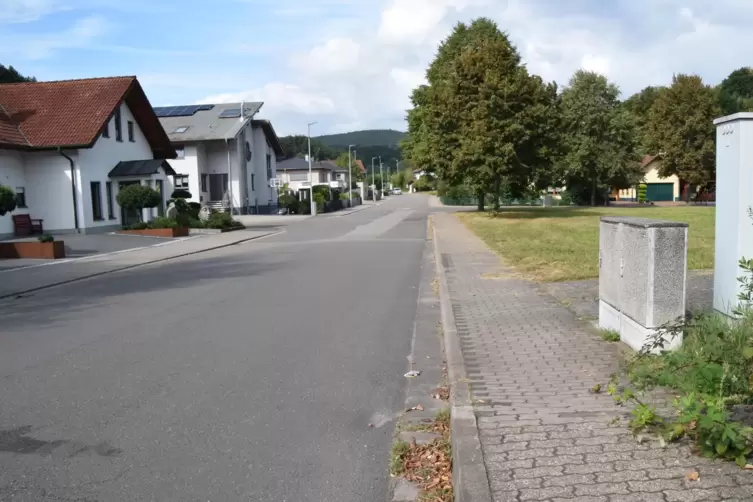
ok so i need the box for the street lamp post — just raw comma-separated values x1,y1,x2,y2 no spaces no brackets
379,156,383,197
348,144,356,206
396,159,401,190
307,121,317,215
371,157,377,202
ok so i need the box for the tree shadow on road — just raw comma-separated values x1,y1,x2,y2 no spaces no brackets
0,252,284,331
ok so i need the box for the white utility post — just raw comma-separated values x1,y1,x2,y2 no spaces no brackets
307,121,317,216
348,144,356,206
713,112,753,315
371,157,377,201
379,157,383,197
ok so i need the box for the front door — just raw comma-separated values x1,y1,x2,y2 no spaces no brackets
119,181,141,226
209,174,228,201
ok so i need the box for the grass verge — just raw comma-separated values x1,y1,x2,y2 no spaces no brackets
457,206,714,282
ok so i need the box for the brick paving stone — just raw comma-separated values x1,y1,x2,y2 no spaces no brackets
433,213,752,502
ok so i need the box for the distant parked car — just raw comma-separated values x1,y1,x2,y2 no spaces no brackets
392,188,402,195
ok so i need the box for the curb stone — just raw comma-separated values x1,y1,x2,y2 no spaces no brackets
431,215,493,502
0,230,282,300
388,217,448,502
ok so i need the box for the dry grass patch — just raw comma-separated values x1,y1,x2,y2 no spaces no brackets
457,206,715,282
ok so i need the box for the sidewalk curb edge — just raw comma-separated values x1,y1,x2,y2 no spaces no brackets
431,214,493,502
0,230,283,300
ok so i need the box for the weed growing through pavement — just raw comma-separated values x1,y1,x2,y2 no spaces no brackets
599,328,620,342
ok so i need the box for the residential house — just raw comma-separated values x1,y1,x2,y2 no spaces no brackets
276,157,347,193
613,155,681,202
0,76,176,238
156,103,284,214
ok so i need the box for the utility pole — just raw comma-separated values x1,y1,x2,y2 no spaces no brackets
379,156,383,197
371,157,377,202
396,159,401,190
307,121,317,216
348,144,355,207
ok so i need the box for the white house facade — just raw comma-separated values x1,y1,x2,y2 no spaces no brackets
156,104,284,215
0,76,176,239
276,157,347,193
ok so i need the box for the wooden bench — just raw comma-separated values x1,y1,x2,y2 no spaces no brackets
12,214,44,236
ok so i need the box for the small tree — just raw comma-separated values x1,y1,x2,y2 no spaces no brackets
116,184,162,222
0,185,16,216
170,189,192,199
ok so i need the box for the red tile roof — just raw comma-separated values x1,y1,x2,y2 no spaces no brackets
0,76,175,158
354,159,366,174
641,154,660,168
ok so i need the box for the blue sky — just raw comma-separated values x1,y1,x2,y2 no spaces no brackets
3,0,753,136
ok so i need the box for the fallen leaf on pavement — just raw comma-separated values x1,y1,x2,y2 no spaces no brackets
744,464,753,470
406,404,424,412
685,470,700,481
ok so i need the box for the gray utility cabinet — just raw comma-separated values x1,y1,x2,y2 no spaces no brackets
598,216,687,352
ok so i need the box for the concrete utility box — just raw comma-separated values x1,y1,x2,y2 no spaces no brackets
599,216,687,352
713,113,753,316
542,195,553,207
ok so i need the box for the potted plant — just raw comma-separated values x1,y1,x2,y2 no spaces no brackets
0,233,65,259
116,185,188,237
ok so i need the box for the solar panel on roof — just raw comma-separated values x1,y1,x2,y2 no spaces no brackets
155,105,215,118
219,108,241,118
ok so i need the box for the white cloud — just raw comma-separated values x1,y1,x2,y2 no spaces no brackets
191,0,753,135
0,14,109,59
0,0,63,23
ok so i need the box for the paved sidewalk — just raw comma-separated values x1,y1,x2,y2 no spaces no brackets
0,229,277,298
433,213,752,502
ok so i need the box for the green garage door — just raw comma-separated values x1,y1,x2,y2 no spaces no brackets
646,183,674,201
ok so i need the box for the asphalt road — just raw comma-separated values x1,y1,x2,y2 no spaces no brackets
0,195,431,502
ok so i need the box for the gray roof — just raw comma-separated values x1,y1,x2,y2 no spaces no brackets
108,159,176,177
277,158,344,172
158,102,263,142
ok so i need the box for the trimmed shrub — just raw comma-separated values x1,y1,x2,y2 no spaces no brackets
38,233,54,243
298,199,311,215
150,216,178,229
206,211,242,229
170,189,192,199
637,183,648,203
116,184,162,222
188,202,201,219
0,185,16,216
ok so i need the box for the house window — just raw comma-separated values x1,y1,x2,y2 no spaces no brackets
127,121,135,142
266,154,272,180
90,182,103,221
175,145,185,159
172,126,189,134
15,187,26,208
102,119,110,138
201,174,208,192
289,172,308,181
114,107,122,142
105,182,115,219
251,174,255,191
155,180,164,216
319,171,328,183
174,175,189,189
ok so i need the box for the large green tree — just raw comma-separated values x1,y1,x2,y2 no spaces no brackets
645,74,719,186
334,151,364,182
448,30,559,210
717,67,753,115
622,86,666,155
560,71,640,206
403,18,559,210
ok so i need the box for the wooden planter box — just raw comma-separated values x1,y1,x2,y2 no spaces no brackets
0,240,66,259
117,227,189,238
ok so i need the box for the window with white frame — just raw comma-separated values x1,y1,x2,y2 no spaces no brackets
173,175,189,189
289,172,308,181
175,145,185,159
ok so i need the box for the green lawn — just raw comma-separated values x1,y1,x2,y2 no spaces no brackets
457,207,715,282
